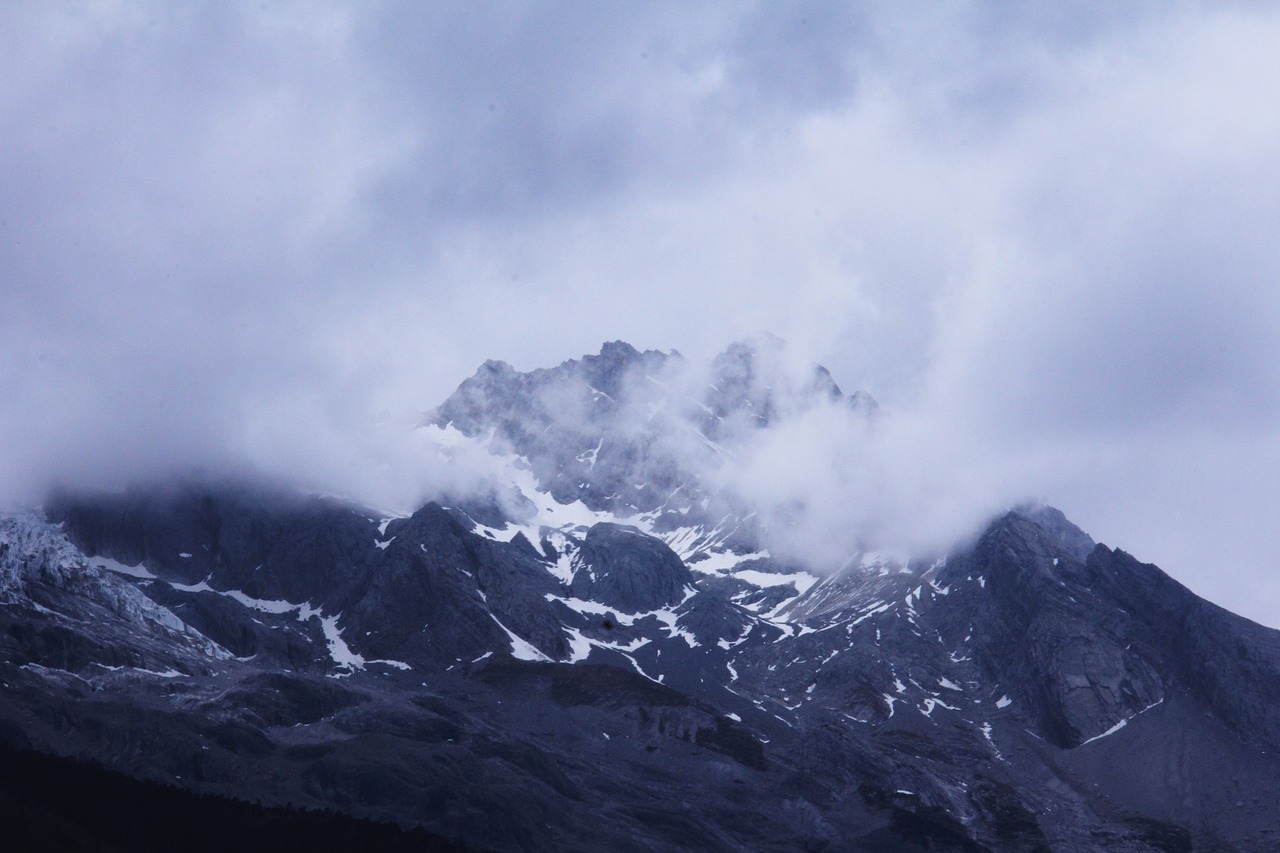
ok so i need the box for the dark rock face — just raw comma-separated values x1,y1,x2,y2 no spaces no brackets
6,341,1280,851
1083,544,1280,753
47,483,381,608
936,513,1166,748
571,523,691,612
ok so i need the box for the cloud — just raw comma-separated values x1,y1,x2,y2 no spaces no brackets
3,2,1280,624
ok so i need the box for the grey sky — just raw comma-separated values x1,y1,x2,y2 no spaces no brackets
4,2,1280,625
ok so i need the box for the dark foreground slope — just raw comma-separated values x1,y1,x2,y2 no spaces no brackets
0,740,471,852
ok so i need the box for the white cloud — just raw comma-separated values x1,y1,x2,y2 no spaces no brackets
3,2,1280,624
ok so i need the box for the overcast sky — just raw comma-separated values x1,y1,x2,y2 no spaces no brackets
4,1,1280,625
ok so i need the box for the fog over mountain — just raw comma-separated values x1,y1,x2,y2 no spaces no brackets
4,2,1280,625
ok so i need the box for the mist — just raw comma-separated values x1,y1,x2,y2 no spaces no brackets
4,2,1280,624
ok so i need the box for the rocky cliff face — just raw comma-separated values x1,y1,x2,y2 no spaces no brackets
3,340,1280,851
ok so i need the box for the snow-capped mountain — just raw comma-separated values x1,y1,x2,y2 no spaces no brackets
4,339,1280,851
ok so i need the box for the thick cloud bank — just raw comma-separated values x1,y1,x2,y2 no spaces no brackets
4,2,1280,625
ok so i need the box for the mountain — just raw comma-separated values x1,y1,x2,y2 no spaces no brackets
3,339,1280,851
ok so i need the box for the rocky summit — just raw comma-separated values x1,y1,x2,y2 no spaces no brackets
3,339,1280,851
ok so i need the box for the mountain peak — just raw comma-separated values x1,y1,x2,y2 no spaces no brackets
428,337,879,521
595,339,640,360
478,358,516,375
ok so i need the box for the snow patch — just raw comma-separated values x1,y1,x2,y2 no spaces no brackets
732,568,818,592
94,557,157,580
576,437,604,468
920,697,960,716
1079,698,1164,746
490,614,551,662
164,580,372,672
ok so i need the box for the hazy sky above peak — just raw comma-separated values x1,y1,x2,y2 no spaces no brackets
4,1,1280,625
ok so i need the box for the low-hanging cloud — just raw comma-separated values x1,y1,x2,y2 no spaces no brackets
4,2,1280,624
715,402,998,568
